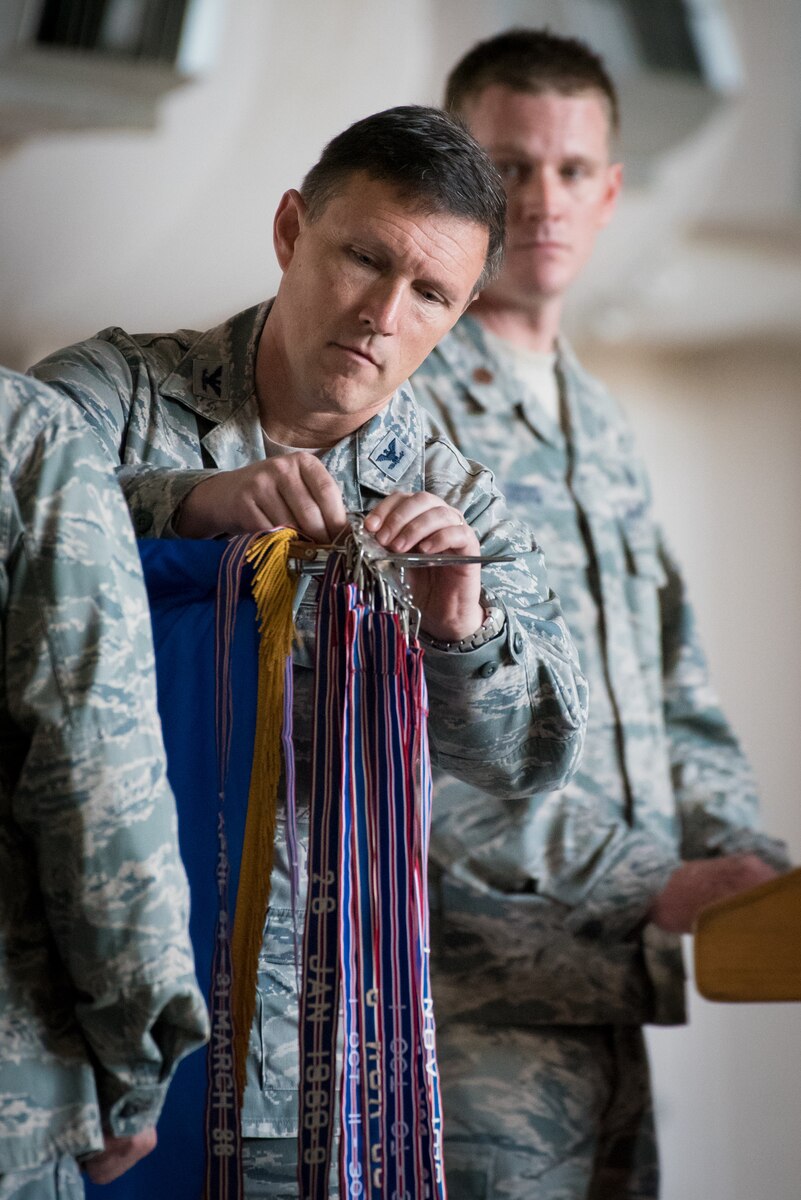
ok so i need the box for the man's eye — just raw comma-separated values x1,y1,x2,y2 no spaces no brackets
495,162,525,185
418,287,444,305
350,248,376,267
562,163,589,182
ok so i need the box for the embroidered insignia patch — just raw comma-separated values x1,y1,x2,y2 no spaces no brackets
368,431,410,482
192,359,230,403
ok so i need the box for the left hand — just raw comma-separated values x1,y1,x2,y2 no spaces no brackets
649,855,780,934
364,493,483,641
83,1128,158,1184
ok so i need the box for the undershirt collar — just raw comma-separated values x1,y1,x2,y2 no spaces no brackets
480,326,560,424
261,428,324,458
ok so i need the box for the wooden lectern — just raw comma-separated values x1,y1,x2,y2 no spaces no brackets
694,866,801,1002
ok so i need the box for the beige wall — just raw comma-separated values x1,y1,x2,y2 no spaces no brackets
0,0,436,368
583,337,801,1200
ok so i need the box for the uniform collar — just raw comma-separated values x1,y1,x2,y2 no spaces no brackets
434,313,564,446
157,302,270,468
320,382,425,512
160,300,270,422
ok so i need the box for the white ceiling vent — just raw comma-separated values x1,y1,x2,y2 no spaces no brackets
0,0,223,144
559,0,743,181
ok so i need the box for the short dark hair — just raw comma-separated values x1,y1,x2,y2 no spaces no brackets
300,105,506,292
445,28,620,136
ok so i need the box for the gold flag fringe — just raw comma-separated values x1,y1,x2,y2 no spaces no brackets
231,528,298,1103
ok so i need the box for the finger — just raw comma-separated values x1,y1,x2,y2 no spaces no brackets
272,478,330,542
85,1151,127,1185
84,1159,109,1185
415,521,479,556
364,491,432,537
297,456,348,540
241,492,299,533
364,491,417,529
132,1127,157,1156
386,504,473,554
366,493,455,550
253,455,331,542
84,1130,157,1184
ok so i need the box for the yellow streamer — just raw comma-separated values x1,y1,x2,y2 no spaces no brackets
231,528,298,1103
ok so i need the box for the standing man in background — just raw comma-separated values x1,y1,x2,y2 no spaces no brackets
0,369,208,1198
412,29,790,1199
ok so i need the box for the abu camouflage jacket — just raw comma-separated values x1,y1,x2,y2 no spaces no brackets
0,370,208,1172
412,314,789,1028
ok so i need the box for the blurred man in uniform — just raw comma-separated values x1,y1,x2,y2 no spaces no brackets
412,29,789,1199
0,369,208,1198
30,106,588,1196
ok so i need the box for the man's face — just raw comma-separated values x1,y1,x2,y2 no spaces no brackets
272,173,489,428
462,85,621,308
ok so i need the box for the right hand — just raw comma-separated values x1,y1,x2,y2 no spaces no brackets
83,1128,157,1184
176,454,348,541
649,854,779,934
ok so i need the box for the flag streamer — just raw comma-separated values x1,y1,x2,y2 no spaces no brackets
300,547,447,1200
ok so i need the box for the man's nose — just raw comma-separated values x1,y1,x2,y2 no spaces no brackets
518,165,563,220
359,278,405,335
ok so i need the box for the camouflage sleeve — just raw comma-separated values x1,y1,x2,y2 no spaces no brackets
660,536,790,870
30,337,141,464
421,434,587,799
117,465,219,537
522,806,680,939
30,338,211,537
522,533,790,940
5,373,209,1135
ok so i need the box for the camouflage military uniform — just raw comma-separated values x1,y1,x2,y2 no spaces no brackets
31,303,588,1187
411,315,789,1198
0,370,209,1194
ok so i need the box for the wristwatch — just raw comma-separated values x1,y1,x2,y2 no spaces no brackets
421,590,505,652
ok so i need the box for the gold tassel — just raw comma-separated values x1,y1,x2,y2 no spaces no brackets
231,528,298,1103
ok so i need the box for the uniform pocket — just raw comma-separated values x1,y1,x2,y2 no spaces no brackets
618,519,667,701
620,518,668,589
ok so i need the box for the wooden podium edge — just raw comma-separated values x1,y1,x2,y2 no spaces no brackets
693,867,801,1003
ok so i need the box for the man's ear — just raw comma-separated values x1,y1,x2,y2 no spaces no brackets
273,189,307,271
599,162,623,229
